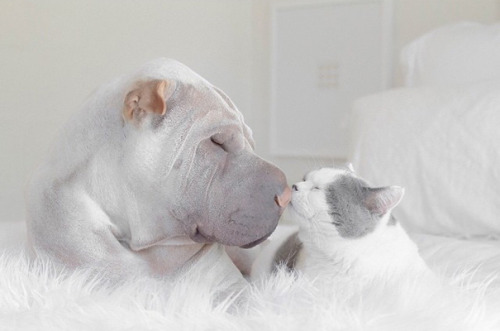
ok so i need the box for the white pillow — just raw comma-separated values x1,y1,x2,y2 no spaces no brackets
401,22,500,87
349,80,500,237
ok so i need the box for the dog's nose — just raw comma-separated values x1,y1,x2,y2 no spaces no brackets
275,186,291,208
292,184,298,191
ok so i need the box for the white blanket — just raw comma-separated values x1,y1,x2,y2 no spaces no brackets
350,80,500,237
1,224,500,330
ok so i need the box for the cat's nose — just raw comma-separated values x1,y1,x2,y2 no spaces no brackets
292,184,298,191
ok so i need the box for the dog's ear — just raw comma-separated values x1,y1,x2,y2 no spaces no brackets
123,79,174,122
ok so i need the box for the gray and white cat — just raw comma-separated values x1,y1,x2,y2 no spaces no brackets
269,166,430,280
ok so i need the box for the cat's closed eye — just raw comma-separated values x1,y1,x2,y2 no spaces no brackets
329,211,341,217
328,211,342,226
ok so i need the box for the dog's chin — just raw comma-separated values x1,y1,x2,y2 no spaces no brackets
188,224,220,244
239,231,273,249
189,228,212,244
188,222,274,249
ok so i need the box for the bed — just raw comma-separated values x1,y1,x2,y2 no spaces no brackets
2,22,500,330
349,20,500,326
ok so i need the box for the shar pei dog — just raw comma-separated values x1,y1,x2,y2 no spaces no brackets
26,59,290,280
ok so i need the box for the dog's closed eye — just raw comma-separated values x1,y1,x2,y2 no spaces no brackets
211,136,227,151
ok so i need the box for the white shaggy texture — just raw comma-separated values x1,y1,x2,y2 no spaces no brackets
1,245,500,331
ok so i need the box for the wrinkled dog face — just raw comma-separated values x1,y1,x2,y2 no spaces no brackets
122,60,289,248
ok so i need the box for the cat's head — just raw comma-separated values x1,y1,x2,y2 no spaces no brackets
289,166,404,242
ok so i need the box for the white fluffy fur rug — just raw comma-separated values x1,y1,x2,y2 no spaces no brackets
1,247,499,331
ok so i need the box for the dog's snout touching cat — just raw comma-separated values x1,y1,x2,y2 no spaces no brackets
275,186,292,208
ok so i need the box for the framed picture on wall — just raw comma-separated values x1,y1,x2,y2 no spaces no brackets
270,0,393,158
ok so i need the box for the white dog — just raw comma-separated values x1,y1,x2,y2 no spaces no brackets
26,59,290,280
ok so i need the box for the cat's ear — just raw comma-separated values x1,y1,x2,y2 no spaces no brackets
346,163,355,173
363,186,404,216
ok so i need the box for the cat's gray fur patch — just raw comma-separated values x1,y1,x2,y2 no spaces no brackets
325,175,379,238
273,232,302,272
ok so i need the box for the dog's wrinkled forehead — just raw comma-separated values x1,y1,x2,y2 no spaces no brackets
137,58,254,144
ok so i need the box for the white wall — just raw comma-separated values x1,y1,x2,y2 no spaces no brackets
1,0,499,223
392,0,500,85
0,0,253,222
251,0,500,185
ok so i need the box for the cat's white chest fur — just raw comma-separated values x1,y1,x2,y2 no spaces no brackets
296,221,429,280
